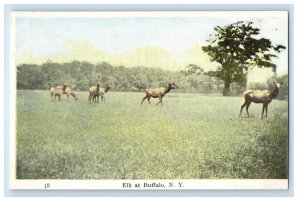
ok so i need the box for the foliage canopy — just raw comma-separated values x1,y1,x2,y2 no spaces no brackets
202,21,286,96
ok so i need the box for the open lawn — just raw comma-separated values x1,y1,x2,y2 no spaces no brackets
16,90,288,179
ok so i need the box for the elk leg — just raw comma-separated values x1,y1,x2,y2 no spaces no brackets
245,102,251,117
156,98,160,105
261,104,265,119
141,95,148,104
240,101,247,116
67,94,69,101
88,94,91,104
97,95,99,104
265,104,268,118
147,97,151,104
156,96,162,106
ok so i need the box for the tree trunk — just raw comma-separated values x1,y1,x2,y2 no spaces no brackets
223,80,231,96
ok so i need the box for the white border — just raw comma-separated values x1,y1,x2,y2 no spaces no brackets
9,11,289,191
12,11,288,18
11,179,288,190
10,10,17,190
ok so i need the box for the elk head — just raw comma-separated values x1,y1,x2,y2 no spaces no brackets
104,80,112,93
169,79,176,89
95,73,101,85
273,80,283,88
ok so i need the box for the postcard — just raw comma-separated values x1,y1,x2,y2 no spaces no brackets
9,11,288,190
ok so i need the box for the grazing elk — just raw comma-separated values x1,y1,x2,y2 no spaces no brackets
52,85,78,101
88,73,101,104
51,84,67,102
92,80,112,103
141,80,176,106
239,81,283,119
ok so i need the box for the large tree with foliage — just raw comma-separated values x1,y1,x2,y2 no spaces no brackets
202,21,286,96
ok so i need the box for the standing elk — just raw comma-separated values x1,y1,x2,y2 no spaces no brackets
51,84,67,102
141,80,176,106
88,73,101,104
92,80,112,103
240,81,283,119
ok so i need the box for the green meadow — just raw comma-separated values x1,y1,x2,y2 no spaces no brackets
16,90,288,179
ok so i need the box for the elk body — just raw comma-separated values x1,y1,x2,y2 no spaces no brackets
141,81,176,106
88,83,100,104
240,81,282,119
92,81,112,103
51,84,67,102
52,85,78,101
88,73,101,104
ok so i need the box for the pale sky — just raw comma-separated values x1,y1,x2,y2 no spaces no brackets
13,11,288,82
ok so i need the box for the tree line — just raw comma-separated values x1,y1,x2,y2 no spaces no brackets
17,60,224,94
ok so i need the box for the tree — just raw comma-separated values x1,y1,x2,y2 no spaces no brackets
41,61,65,87
202,21,286,96
181,64,204,76
17,64,45,89
181,64,222,94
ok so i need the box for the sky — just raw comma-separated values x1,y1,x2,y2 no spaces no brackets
13,11,288,82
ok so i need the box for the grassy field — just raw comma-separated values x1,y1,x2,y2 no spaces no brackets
16,90,288,179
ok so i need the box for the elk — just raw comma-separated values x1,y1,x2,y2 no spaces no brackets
51,84,67,102
49,87,55,97
88,73,101,104
52,85,78,101
92,80,112,103
141,80,176,106
239,81,282,119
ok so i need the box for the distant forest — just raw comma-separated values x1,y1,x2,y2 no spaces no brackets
16,60,288,99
